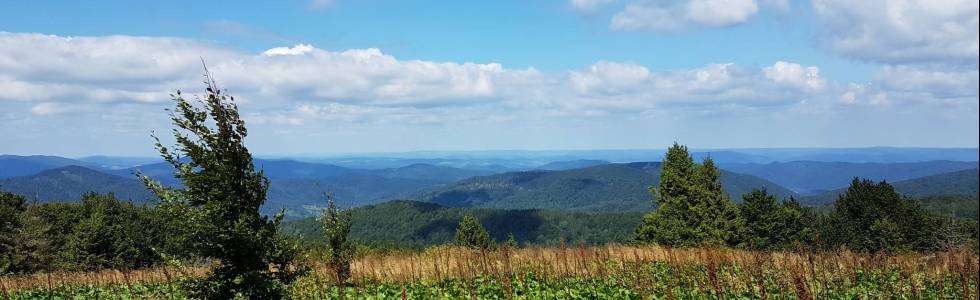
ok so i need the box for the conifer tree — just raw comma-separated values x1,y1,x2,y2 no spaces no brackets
455,214,494,249
633,143,741,247
143,67,303,299
633,143,697,246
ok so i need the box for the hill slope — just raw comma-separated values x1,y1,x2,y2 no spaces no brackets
721,160,979,194
803,169,979,206
536,160,611,171
0,165,452,219
415,162,798,212
0,155,98,178
283,200,644,247
0,165,156,202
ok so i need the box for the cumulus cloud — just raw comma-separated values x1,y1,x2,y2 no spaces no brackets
611,0,759,32
763,61,825,90
812,0,979,66
0,31,975,153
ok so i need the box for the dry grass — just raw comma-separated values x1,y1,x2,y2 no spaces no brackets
0,266,208,293
334,244,977,284
3,245,977,299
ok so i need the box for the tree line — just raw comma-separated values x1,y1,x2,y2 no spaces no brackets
631,143,979,252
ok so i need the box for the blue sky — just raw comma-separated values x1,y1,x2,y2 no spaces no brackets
1,0,977,156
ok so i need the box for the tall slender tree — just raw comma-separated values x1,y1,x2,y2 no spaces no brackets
633,143,697,246
143,66,303,299
321,194,353,286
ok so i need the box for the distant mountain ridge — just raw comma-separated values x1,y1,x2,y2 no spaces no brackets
721,160,979,194
0,162,493,219
415,162,799,213
0,165,157,202
536,159,611,171
802,168,980,206
0,155,99,178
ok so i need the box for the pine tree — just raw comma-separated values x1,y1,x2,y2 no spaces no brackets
143,66,303,298
455,214,494,249
633,144,741,247
738,189,781,249
633,143,697,246
691,157,740,246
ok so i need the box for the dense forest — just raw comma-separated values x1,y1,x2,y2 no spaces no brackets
282,200,644,248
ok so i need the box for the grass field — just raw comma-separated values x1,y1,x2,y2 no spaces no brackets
3,245,977,299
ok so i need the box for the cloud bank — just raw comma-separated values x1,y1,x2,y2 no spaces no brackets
0,30,976,154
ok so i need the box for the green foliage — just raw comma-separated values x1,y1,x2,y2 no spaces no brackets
61,193,166,271
1,190,27,273
320,194,354,286
455,214,495,249
633,144,742,247
738,190,818,250
284,200,642,248
823,178,942,252
505,233,519,249
917,194,979,221
803,168,979,206
0,192,184,274
143,69,303,299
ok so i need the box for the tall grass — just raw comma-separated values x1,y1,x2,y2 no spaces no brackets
3,245,977,299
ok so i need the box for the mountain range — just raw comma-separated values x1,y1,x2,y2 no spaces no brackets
721,160,979,195
2,151,978,219
416,162,798,212
802,168,979,206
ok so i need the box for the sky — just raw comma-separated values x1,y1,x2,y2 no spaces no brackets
0,0,978,156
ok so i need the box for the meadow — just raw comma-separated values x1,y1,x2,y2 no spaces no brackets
3,245,977,299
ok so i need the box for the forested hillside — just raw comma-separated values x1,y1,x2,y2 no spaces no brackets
282,200,643,248
0,166,156,202
417,162,798,212
0,155,98,178
721,160,979,194
804,168,979,205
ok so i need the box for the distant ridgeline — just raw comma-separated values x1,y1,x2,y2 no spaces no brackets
1,154,978,221
414,162,798,212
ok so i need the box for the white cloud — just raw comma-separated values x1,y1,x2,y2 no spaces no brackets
610,0,759,32
262,44,315,56
570,61,650,94
570,0,616,13
611,4,687,32
685,0,759,27
812,0,979,66
874,65,979,100
763,61,825,90
0,32,976,153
